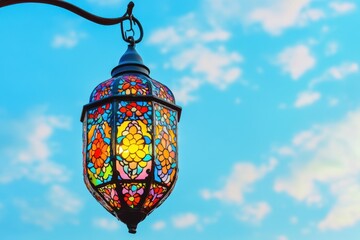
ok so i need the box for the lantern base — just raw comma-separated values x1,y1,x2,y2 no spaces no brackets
117,211,147,234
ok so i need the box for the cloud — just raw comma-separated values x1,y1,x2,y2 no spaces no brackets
237,202,271,224
148,13,231,53
172,213,199,229
329,1,356,14
310,62,359,87
52,30,86,49
294,91,321,108
0,111,71,184
276,44,316,80
248,0,324,35
172,77,202,105
277,235,289,240
325,41,339,56
148,13,241,103
171,45,242,89
274,109,360,230
152,221,166,231
93,218,119,231
15,185,82,229
49,185,82,214
203,0,325,35
328,62,359,79
328,97,339,107
290,216,299,224
202,158,277,204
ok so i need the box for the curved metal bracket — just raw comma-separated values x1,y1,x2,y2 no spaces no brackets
0,0,143,45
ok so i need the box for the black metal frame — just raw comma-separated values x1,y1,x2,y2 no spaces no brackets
0,0,143,45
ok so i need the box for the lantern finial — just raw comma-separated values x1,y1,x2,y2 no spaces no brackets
111,45,150,77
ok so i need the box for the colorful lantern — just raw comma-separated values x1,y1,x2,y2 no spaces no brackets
81,45,182,233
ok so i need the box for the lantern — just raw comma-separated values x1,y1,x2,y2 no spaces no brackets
81,44,182,233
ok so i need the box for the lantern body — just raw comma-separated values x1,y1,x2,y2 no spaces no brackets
81,46,181,233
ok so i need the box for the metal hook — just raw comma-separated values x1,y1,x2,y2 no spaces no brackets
0,0,144,45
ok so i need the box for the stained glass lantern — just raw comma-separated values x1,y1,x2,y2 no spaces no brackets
81,45,182,233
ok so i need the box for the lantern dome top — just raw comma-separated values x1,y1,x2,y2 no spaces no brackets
88,45,176,105
89,74,176,104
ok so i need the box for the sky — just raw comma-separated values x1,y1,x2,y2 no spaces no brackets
1,0,360,239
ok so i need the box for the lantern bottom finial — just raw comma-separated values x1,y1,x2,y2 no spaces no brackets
117,211,147,234
127,223,138,234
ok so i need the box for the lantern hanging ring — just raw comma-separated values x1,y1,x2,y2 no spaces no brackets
0,0,143,45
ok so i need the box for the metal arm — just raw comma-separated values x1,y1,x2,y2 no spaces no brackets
0,0,143,45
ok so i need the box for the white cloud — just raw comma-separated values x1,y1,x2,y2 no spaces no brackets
249,0,324,35
329,1,356,14
202,0,243,23
148,13,239,103
237,202,271,224
202,158,277,204
310,62,359,87
148,13,231,53
203,0,356,36
148,27,182,53
0,111,71,184
15,185,82,229
325,41,339,56
152,221,166,231
203,0,324,35
93,218,119,231
52,30,86,49
290,216,299,224
172,77,202,105
171,45,242,89
276,146,295,156
172,213,199,229
276,44,316,80
329,62,359,79
274,109,360,230
49,185,82,214
328,97,339,107
294,91,321,108
277,235,289,240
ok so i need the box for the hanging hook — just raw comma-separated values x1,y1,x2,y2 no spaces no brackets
0,0,144,45
120,1,143,45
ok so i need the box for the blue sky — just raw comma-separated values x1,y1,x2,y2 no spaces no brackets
1,0,360,239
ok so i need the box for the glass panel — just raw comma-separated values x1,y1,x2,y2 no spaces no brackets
90,78,115,102
118,75,150,96
121,183,146,208
118,101,152,125
98,183,121,210
154,104,178,186
86,103,113,186
143,184,168,211
116,101,152,180
151,79,175,103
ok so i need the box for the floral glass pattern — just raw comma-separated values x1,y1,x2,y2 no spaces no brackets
118,75,150,96
116,120,152,180
86,103,113,186
118,101,152,125
151,79,175,103
122,183,146,208
99,184,122,210
144,184,168,210
154,103,178,186
90,78,115,102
